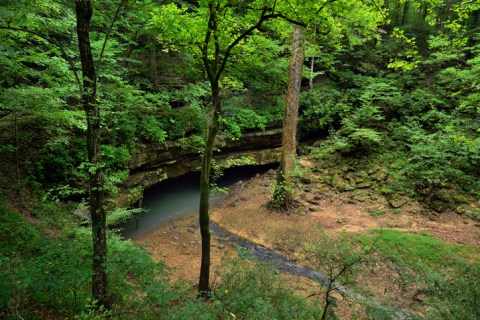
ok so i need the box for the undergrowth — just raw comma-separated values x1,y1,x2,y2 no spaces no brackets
359,229,480,320
0,202,324,319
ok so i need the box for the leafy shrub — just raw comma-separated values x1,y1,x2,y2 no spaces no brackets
106,111,139,149
407,132,479,190
358,80,405,115
384,121,480,196
142,256,322,320
221,108,268,139
256,101,285,124
74,299,112,320
138,115,167,144
212,258,322,319
0,206,44,310
0,204,170,318
167,105,205,139
299,85,350,134
34,125,86,186
399,88,446,116
334,103,385,154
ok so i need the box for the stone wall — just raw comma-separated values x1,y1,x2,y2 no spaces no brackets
118,128,283,205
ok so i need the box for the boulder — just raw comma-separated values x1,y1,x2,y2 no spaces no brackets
388,196,407,209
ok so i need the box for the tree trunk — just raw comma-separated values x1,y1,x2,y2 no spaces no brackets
421,2,428,21
401,1,409,25
14,114,20,194
309,56,315,90
394,0,401,25
321,281,334,320
136,190,143,230
309,26,317,90
272,25,304,209
151,44,158,88
198,82,220,296
196,0,294,295
75,0,109,308
383,0,390,29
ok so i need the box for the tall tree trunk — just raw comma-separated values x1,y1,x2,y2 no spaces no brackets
401,1,409,25
272,25,304,209
196,0,300,295
309,25,318,90
421,2,428,21
198,82,220,296
75,0,109,308
14,114,20,194
383,0,390,29
151,44,158,88
394,0,401,25
309,56,315,90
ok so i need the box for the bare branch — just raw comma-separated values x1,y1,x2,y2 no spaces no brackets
0,113,17,122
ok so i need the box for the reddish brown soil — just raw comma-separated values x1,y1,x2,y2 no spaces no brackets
135,165,480,317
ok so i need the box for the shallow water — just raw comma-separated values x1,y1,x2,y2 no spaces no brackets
120,165,275,239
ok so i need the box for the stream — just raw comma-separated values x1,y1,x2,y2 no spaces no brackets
209,222,340,290
121,165,409,319
210,222,408,319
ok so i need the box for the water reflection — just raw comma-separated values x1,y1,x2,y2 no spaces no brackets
120,164,275,239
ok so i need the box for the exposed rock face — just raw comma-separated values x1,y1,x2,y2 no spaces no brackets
124,128,282,192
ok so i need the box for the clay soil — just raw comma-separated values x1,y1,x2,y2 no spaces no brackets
135,163,480,318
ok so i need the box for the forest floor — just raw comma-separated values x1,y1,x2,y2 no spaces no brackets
135,159,480,318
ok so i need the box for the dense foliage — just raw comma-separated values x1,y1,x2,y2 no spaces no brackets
0,204,323,319
0,0,479,318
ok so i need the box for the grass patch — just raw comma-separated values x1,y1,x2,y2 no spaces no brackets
362,229,476,270
368,209,386,218
359,229,480,320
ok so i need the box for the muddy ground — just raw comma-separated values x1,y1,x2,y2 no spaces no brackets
135,164,480,318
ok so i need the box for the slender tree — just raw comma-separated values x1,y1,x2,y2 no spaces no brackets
152,0,384,295
401,1,410,25
1,0,155,308
152,0,305,295
75,0,108,307
197,1,304,296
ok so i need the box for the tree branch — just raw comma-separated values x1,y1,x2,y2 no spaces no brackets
98,0,130,69
331,230,383,284
213,1,221,76
0,113,18,122
216,7,306,81
202,2,215,83
368,0,388,23
316,0,338,14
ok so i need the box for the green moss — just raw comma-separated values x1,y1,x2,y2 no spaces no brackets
362,229,476,270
